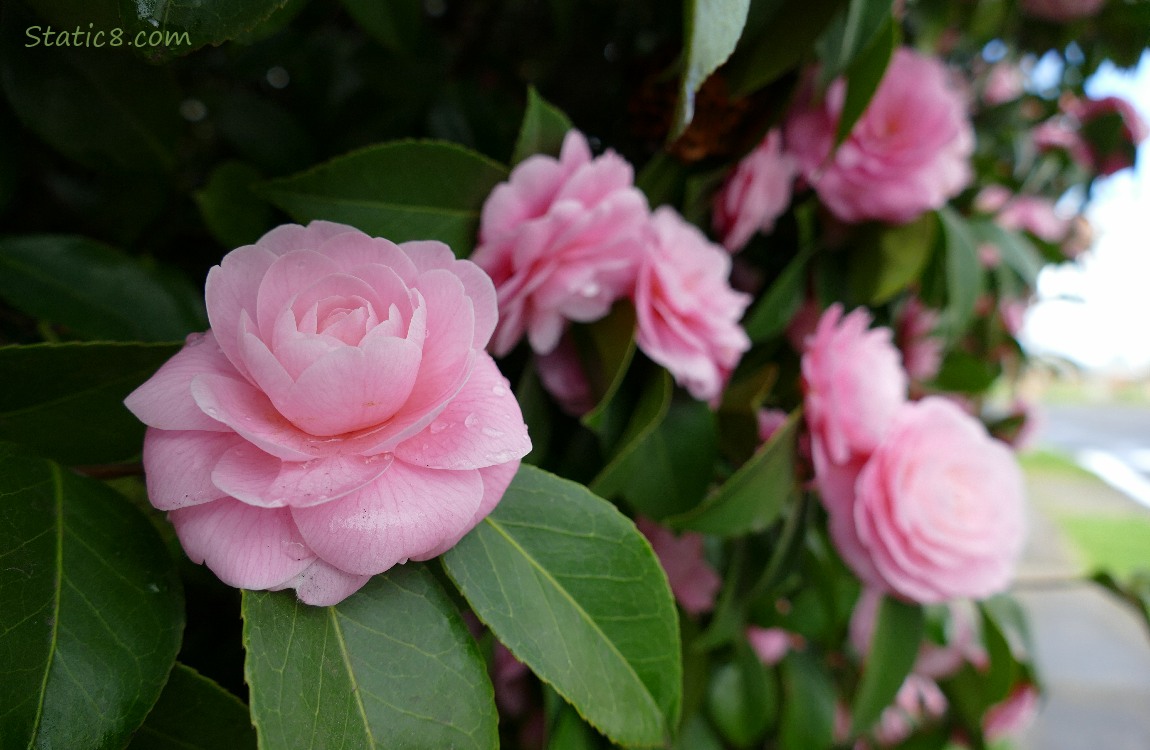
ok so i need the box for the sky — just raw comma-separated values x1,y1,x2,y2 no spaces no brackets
1020,50,1150,374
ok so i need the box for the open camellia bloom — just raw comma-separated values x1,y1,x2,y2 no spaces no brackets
124,221,531,606
471,130,650,356
635,207,752,403
785,48,974,224
844,397,1026,603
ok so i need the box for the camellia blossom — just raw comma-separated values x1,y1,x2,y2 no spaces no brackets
124,221,531,606
637,517,721,615
785,48,974,224
471,130,650,356
635,207,752,402
1034,95,1149,176
840,397,1026,603
712,129,797,252
896,298,944,384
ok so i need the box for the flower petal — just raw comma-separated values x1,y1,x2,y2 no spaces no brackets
142,428,243,510
205,245,279,377
170,498,316,590
415,459,521,560
273,558,372,606
211,442,393,508
255,249,341,340
291,461,484,575
395,355,531,470
124,331,239,432
402,241,498,350
190,373,315,461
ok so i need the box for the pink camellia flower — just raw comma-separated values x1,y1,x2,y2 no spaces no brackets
534,333,595,417
471,130,650,356
746,626,795,667
634,207,752,403
1035,95,1148,176
712,129,797,252
124,221,532,606
785,48,974,224
802,304,907,475
982,62,1025,106
843,397,1026,603
873,675,948,747
984,683,1040,740
895,298,944,384
637,517,721,615
1020,0,1106,21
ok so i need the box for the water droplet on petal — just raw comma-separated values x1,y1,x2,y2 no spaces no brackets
430,421,449,434
464,413,480,429
491,385,508,397
184,332,206,346
481,427,504,438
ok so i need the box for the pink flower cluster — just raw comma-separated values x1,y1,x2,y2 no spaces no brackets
801,305,1026,604
1034,94,1149,176
126,221,532,606
785,48,974,225
473,130,751,403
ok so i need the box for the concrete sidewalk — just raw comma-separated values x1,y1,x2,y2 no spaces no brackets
1012,464,1150,749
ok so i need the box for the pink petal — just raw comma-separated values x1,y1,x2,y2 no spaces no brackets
190,373,315,461
394,355,531,470
278,335,422,436
142,428,243,510
410,270,475,396
403,241,498,350
170,498,316,590
417,459,521,560
205,245,279,378
124,331,240,432
320,232,419,282
211,442,393,508
273,558,372,606
255,250,341,340
291,461,484,575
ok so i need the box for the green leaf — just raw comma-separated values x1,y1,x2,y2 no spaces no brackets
195,162,277,249
977,605,1017,706
0,443,184,750
0,17,182,172
577,303,640,443
548,706,603,750
674,0,752,138
970,220,1044,288
778,651,837,750
932,350,1001,394
668,409,800,535
0,341,181,465
590,370,672,503
243,565,497,750
743,245,816,343
849,213,938,305
706,642,776,747
443,465,682,748
815,0,892,83
127,663,256,750
0,235,206,341
511,87,574,165
938,207,984,341
833,16,898,147
259,140,508,254
595,388,719,521
725,0,846,96
340,0,423,53
850,595,924,734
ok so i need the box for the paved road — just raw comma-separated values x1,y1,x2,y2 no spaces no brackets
1036,403,1150,506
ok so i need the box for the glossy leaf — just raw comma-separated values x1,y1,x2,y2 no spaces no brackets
595,386,719,521
195,162,276,249
259,140,508,254
0,19,182,172
0,235,206,341
778,651,836,750
443,465,682,748
674,0,752,137
726,0,846,96
970,220,1044,288
850,595,924,734
511,87,574,165
578,303,640,443
243,565,497,750
938,207,984,341
590,370,672,502
340,0,423,53
0,342,181,465
833,16,898,146
707,642,776,747
0,444,184,750
127,663,256,750
816,0,892,83
849,212,938,305
669,409,800,535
